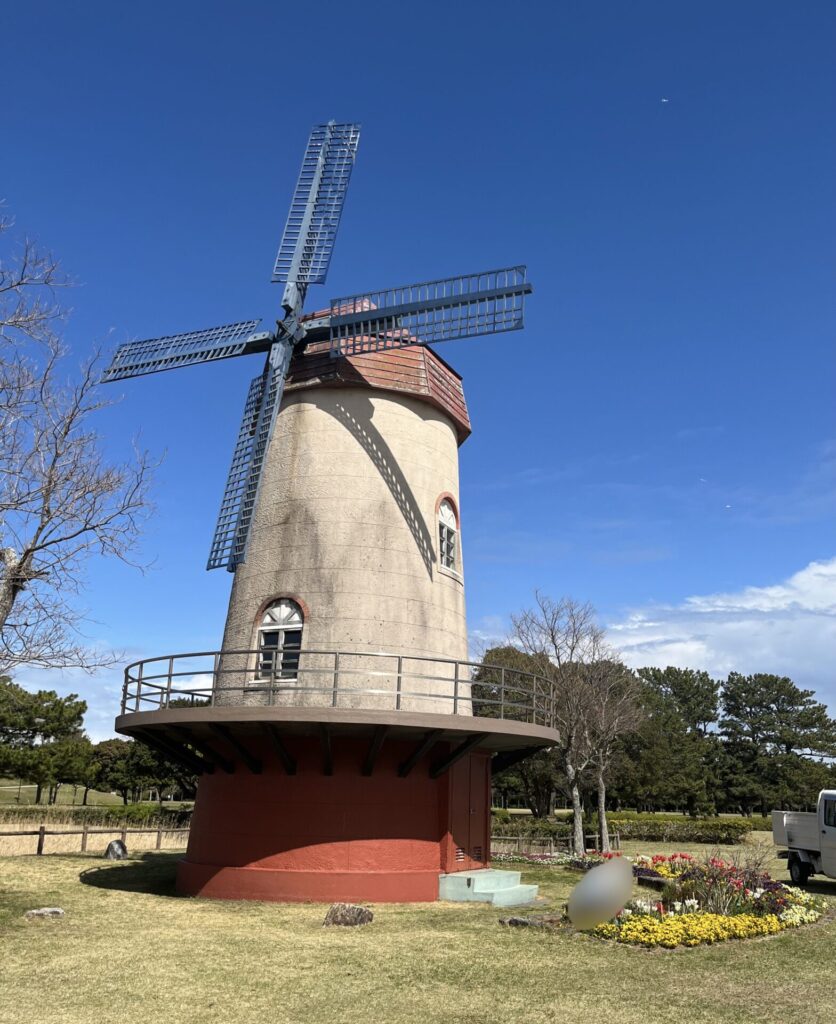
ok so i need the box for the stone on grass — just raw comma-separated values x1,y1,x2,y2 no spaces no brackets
323,903,373,927
104,839,128,860
24,907,65,920
499,914,563,929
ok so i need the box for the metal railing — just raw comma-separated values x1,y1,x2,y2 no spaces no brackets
121,648,556,728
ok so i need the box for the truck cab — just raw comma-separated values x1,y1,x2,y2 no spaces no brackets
772,789,836,884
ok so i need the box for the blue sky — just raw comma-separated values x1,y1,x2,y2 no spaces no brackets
4,1,835,738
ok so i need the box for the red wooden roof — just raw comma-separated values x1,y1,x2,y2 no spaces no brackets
285,338,471,444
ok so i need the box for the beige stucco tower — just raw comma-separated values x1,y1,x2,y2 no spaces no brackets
218,338,471,708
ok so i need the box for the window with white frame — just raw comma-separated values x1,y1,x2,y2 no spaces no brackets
257,599,304,680
438,499,458,573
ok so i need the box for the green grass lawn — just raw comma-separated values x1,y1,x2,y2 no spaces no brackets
0,777,124,807
1,840,833,1024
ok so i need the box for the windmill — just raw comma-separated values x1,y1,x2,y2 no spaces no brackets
103,122,533,573
110,122,550,905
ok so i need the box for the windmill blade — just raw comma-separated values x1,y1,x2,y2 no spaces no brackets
206,370,267,571
271,122,361,292
206,341,295,571
328,267,533,357
103,320,269,382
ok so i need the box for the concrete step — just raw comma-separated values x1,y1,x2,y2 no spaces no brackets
491,883,539,907
472,869,521,892
438,869,538,907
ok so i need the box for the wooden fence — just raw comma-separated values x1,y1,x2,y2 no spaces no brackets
2,826,617,858
0,824,190,855
490,833,621,857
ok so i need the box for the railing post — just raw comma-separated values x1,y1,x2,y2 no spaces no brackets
332,652,340,708
500,668,506,720
36,826,46,855
135,661,143,712
211,653,219,706
121,825,128,845
395,655,402,711
166,657,174,708
453,661,459,714
81,824,88,853
156,827,163,850
121,669,129,715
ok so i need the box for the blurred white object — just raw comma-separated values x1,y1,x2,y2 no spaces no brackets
567,857,633,930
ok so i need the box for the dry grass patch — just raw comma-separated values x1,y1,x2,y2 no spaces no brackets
0,848,834,1024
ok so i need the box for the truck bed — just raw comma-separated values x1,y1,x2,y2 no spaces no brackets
772,810,820,852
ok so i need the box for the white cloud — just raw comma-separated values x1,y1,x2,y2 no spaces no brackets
608,558,836,705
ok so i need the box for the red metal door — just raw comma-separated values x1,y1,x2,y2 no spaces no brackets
447,753,490,871
467,753,489,867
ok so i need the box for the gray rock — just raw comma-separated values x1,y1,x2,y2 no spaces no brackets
499,914,563,929
323,903,374,927
25,907,65,920
104,839,128,860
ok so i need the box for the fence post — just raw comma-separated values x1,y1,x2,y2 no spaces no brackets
121,825,128,845
36,825,46,855
500,668,506,720
395,655,402,711
156,827,163,850
81,824,89,853
453,661,459,714
166,656,174,708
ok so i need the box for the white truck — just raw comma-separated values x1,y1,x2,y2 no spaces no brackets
772,789,836,885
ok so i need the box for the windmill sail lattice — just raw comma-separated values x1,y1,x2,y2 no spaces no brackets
102,320,266,382
271,122,361,287
206,371,267,570
103,119,533,574
328,267,532,357
207,344,295,570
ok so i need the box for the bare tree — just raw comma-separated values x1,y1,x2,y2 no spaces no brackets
0,212,154,673
584,660,644,851
511,593,608,854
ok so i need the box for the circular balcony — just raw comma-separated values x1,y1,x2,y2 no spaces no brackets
116,648,559,778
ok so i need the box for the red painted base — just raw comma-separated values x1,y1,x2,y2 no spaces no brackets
177,735,490,903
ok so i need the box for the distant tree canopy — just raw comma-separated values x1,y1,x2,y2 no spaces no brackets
0,676,195,804
492,659,836,819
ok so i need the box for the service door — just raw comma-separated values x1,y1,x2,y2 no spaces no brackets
821,792,836,876
449,752,490,871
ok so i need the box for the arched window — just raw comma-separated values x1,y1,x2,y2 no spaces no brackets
438,499,458,573
257,599,304,679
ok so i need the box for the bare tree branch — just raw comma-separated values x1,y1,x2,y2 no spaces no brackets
0,213,156,674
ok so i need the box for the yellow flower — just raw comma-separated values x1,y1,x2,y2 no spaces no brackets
593,913,789,948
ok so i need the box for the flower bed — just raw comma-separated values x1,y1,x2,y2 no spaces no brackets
589,854,827,948
491,851,571,866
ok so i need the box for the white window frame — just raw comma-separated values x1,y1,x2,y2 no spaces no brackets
256,599,304,682
437,499,460,579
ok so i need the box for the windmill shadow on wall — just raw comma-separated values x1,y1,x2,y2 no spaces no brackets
323,394,436,579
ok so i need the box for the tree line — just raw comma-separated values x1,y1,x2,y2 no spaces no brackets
475,593,836,851
0,676,195,805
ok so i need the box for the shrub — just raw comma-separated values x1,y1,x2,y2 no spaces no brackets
0,804,193,827
491,813,753,845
